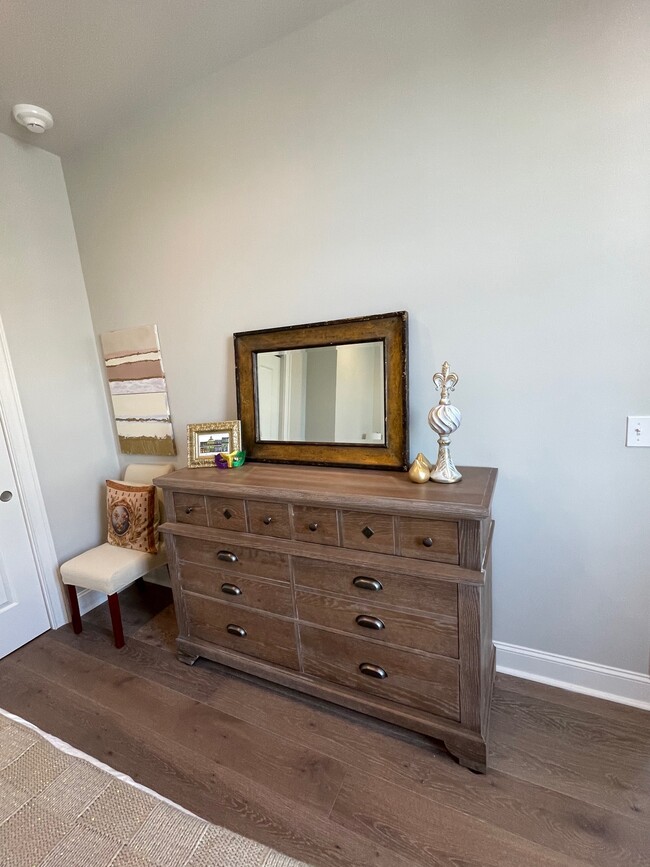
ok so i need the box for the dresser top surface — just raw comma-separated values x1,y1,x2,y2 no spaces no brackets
156,464,497,519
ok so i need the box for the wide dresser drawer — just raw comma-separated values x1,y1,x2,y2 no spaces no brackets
300,625,459,720
183,592,299,670
295,589,458,658
175,536,289,582
292,556,457,619
180,562,293,617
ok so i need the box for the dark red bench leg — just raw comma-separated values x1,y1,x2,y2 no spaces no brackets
67,584,82,634
107,593,125,648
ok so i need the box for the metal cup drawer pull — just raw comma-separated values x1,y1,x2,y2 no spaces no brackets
422,536,434,548
226,624,247,637
308,522,319,532
217,550,238,563
355,615,385,630
220,583,242,596
352,576,383,592
359,663,387,679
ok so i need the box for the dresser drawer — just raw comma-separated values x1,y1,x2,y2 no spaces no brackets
296,590,458,658
340,511,395,555
292,506,339,545
247,500,291,539
292,557,457,619
180,563,293,617
175,536,289,582
300,625,459,720
206,496,247,532
184,592,298,670
398,518,459,564
173,493,207,526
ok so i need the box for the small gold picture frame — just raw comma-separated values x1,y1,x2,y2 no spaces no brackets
187,421,241,468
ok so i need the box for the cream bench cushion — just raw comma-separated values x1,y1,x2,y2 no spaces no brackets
60,542,168,595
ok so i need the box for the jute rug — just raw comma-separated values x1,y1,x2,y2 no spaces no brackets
0,709,310,867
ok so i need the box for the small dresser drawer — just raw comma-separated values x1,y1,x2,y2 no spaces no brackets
341,511,395,555
399,518,459,564
206,496,247,532
296,590,458,658
173,493,207,526
175,537,289,582
292,557,457,619
180,563,293,617
300,625,459,720
247,500,291,539
184,593,298,670
292,506,339,545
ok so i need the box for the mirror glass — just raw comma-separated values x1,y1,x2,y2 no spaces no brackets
256,341,385,444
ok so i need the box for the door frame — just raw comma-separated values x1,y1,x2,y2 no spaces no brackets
0,315,67,629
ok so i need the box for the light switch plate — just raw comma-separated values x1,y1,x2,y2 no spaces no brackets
626,416,650,447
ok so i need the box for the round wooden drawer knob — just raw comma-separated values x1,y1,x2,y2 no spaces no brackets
308,522,319,532
263,516,273,525
422,537,433,548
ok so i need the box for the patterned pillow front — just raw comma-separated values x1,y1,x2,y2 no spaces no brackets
106,480,159,554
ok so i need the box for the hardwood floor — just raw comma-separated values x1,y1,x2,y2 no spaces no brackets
1,582,648,866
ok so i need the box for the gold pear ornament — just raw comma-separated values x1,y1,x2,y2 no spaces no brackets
428,362,462,484
408,452,433,484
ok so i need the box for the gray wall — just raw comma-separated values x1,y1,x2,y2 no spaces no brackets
63,0,650,675
0,133,118,562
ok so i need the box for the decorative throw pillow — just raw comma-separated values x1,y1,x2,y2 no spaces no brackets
106,480,159,554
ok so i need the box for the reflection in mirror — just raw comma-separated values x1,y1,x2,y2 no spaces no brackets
256,342,385,444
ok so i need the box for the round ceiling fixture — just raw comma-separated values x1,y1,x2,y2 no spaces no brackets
12,104,54,134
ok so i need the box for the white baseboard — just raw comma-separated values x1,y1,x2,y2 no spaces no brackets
495,641,650,711
77,588,106,616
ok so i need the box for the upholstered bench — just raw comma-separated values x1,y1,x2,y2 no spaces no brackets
60,463,174,647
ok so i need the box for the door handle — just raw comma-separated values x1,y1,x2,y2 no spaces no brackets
0,491,12,503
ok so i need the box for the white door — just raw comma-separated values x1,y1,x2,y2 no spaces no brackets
0,419,50,658
257,353,283,440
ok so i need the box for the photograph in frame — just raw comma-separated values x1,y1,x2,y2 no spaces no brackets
187,420,241,467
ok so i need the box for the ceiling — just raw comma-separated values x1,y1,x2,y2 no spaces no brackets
0,0,352,156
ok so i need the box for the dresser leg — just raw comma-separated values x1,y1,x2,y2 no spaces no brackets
443,735,487,774
177,649,199,666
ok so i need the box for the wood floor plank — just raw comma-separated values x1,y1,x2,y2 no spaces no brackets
490,690,650,818
11,636,346,815
330,773,594,867
49,623,650,867
490,704,650,818
493,685,650,762
0,662,417,867
495,673,650,729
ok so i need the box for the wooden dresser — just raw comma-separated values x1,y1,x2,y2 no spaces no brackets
156,463,497,771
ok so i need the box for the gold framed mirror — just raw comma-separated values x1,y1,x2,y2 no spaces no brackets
234,311,408,470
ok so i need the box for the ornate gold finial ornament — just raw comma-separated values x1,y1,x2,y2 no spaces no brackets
428,361,462,484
